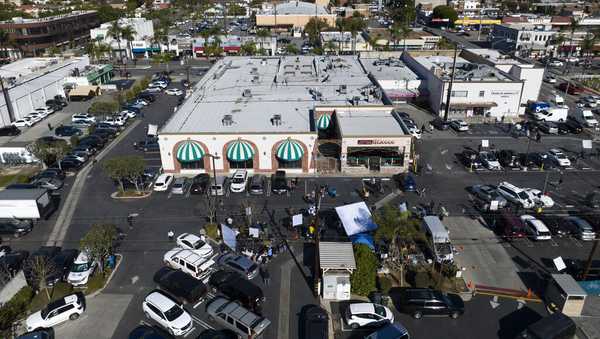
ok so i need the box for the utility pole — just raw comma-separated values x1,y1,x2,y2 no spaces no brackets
443,43,460,122
0,77,15,123
313,185,324,297
583,240,599,280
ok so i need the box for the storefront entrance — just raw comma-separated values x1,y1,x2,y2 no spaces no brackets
346,147,403,172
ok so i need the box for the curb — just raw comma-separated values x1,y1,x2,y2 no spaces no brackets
87,253,123,299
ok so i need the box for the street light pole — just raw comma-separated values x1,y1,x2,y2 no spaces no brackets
443,43,460,122
313,185,324,297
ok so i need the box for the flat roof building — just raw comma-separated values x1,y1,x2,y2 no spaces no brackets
321,32,371,54
256,1,337,29
158,55,412,175
360,55,423,103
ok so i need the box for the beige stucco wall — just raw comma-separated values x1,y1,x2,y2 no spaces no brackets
256,14,337,28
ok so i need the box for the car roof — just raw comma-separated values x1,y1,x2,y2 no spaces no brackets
74,251,91,264
146,291,178,310
157,174,171,182
349,303,375,314
178,233,201,243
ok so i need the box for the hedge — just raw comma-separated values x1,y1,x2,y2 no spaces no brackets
0,286,34,330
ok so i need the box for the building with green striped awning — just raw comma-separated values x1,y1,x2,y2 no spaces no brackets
176,140,205,162
226,139,255,161
317,114,331,130
276,139,305,161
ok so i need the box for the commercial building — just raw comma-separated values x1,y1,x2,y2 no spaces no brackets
90,17,155,59
366,28,441,50
191,35,278,57
256,1,337,29
0,56,91,127
403,52,525,121
491,23,556,58
157,55,412,175
0,11,100,57
360,55,423,103
321,32,371,54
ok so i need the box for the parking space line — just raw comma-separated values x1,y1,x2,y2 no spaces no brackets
549,238,559,247
191,315,214,330
569,236,584,248
183,327,195,337
193,300,204,309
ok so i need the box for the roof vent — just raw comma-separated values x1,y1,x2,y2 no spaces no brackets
339,85,347,94
250,67,258,74
252,75,259,83
261,58,267,65
222,114,233,126
242,89,252,97
271,114,282,126
351,96,361,106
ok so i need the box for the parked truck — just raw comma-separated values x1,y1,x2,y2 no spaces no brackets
574,108,599,128
534,106,568,122
0,189,58,221
421,216,454,263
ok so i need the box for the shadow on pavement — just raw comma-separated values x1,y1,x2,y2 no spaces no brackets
497,306,543,339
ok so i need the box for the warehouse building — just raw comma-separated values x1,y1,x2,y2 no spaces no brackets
158,55,412,175
256,1,337,29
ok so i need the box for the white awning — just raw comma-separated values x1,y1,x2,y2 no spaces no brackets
335,201,378,236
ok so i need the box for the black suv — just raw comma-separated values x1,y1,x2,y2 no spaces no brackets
208,270,264,313
392,288,464,319
0,125,21,136
0,219,33,238
190,173,210,195
271,170,288,195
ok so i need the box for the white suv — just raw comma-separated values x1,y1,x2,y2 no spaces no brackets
154,174,173,192
72,114,96,123
548,149,571,167
344,303,394,329
176,233,214,259
163,248,216,281
67,251,97,286
26,294,85,332
497,182,535,209
143,290,193,336
230,170,248,193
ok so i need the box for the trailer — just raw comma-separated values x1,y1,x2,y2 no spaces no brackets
0,189,58,221
422,216,454,263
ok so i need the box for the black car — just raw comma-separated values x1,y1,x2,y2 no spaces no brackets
271,170,288,194
57,159,83,172
497,149,521,169
128,325,171,339
47,249,79,286
137,93,156,102
0,218,33,238
92,129,116,140
564,116,584,134
96,123,120,132
17,328,55,339
208,270,264,312
190,173,211,195
79,136,105,149
392,288,465,319
537,121,560,134
536,214,575,237
72,145,96,155
528,152,556,170
31,168,65,181
0,250,29,277
153,267,208,304
430,118,450,130
134,139,160,152
0,125,21,136
54,125,82,137
459,149,483,170
5,183,38,189
196,329,237,339
37,136,67,146
302,305,328,339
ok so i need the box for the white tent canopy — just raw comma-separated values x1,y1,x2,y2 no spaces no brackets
335,201,378,237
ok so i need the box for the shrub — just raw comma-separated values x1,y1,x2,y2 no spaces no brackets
414,271,431,288
0,286,34,330
204,223,219,240
351,244,378,296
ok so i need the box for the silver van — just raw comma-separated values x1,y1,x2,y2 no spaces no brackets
206,297,271,338
210,176,225,196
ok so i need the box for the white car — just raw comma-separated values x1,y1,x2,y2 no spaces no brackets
72,114,96,123
12,118,33,127
121,110,136,119
31,110,49,119
524,188,555,208
344,303,394,329
67,251,97,286
544,76,557,84
26,294,85,332
149,81,168,89
165,88,183,96
548,149,571,167
144,87,162,93
450,120,469,132
497,182,535,209
143,291,193,336
230,170,248,193
26,113,43,123
176,233,214,259
154,174,173,191
103,116,125,127
133,99,149,106
35,106,55,115
548,60,564,67
479,151,502,170
520,215,552,240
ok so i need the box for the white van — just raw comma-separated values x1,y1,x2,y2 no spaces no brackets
163,248,216,282
575,108,599,127
497,182,535,209
421,216,453,263
210,176,226,196
534,106,568,122
520,215,551,240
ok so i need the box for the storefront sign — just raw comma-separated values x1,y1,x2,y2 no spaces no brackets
357,139,395,145
491,91,518,96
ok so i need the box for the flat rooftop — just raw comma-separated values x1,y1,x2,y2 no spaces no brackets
259,1,329,15
465,48,523,65
414,55,516,82
161,56,382,134
0,10,96,24
361,57,420,81
335,108,406,137
0,57,88,86
320,31,367,44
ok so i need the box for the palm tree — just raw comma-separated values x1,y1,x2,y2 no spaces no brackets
120,25,137,60
347,14,366,55
106,20,123,61
256,29,270,53
335,18,345,54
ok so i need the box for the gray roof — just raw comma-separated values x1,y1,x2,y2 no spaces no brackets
414,55,517,82
361,57,420,82
0,188,47,200
160,56,381,134
319,242,356,271
551,274,587,296
260,1,329,16
335,108,407,137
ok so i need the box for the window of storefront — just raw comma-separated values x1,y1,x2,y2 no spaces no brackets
229,159,253,169
346,147,403,169
180,160,204,169
278,159,302,169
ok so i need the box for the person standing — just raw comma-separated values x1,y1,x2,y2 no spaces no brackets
168,230,174,241
260,266,270,286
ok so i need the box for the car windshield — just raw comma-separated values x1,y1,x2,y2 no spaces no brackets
71,262,90,272
517,192,529,200
40,306,52,318
232,177,245,184
373,304,386,316
164,305,184,321
487,153,497,161
155,183,163,187
192,240,206,249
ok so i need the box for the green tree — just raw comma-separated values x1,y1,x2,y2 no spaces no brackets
96,5,122,23
228,3,246,16
120,25,137,69
103,157,127,192
80,224,118,275
350,244,377,296
305,17,331,47
240,42,257,55
24,255,56,300
26,139,71,169
122,155,146,192
344,12,367,54
436,37,454,50
284,43,299,55
388,0,416,26
47,46,60,57
107,20,123,61
151,52,173,72
432,5,458,26
256,29,270,51
88,100,119,117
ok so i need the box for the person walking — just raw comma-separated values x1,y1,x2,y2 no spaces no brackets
168,230,174,242
536,132,541,143
260,266,270,286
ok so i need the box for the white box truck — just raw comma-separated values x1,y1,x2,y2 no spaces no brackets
534,106,568,122
0,189,58,221
422,216,454,263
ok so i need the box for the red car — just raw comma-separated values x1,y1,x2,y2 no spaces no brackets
558,82,584,95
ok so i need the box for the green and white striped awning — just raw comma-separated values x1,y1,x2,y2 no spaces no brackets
276,139,304,162
317,114,331,130
176,140,205,162
226,139,255,162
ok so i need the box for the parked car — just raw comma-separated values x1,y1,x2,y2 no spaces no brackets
536,214,576,237
392,288,465,319
32,168,65,181
67,251,96,287
249,174,266,195
128,325,171,339
0,250,29,276
0,219,33,238
170,177,190,195
529,152,557,170
153,174,173,192
25,293,85,332
35,106,54,116
497,182,535,209
47,249,79,287
537,121,559,134
33,177,63,190
230,170,248,193
12,118,33,127
470,184,507,208
548,149,571,167
208,270,264,312
72,145,96,156
54,125,82,137
271,170,288,195
430,118,450,130
493,210,528,239
153,267,208,304
165,88,184,96
206,297,271,338
565,216,596,241
398,174,416,192
564,116,584,134
479,151,502,170
520,215,552,240
71,114,95,123
364,323,410,339
134,139,160,152
459,149,483,170
0,125,21,136
190,173,210,195
217,253,259,279
57,159,83,172
302,305,328,339
548,59,564,67
138,93,156,102
143,87,162,93
163,248,215,280
450,120,469,132
142,290,193,336
497,150,520,169
344,303,394,328
176,233,213,259
524,188,554,208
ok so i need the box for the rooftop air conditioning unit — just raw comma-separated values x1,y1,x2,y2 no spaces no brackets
339,85,347,94
252,75,259,82
271,114,282,126
222,114,233,126
242,89,252,97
